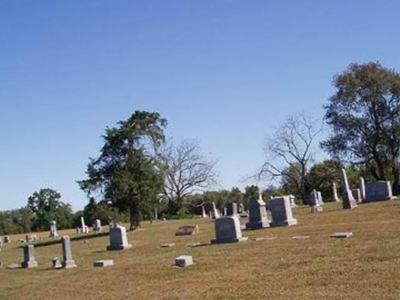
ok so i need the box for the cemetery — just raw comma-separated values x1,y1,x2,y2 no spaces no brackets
1,200,400,299
2,2,400,299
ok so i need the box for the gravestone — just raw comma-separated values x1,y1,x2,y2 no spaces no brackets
80,217,89,234
360,177,366,201
269,196,297,226
212,202,220,219
317,191,324,205
175,224,199,236
93,219,102,233
107,225,132,250
340,169,357,209
226,202,238,216
211,216,247,244
201,206,207,218
94,260,114,267
21,245,38,268
308,190,323,213
49,220,59,238
238,203,245,213
61,236,77,269
223,207,227,216
364,181,393,202
289,195,296,207
245,194,270,229
175,255,193,267
352,189,362,203
333,182,341,202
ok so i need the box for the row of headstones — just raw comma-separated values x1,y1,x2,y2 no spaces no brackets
308,168,394,213
209,195,297,220
211,195,297,244
339,168,394,209
49,218,103,238
21,236,76,269
19,224,131,269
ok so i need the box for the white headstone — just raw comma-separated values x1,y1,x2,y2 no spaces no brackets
107,225,132,250
49,220,59,238
21,244,38,268
340,169,357,209
333,182,340,202
61,236,76,269
269,196,297,226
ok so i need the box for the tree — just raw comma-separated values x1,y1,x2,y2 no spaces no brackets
304,160,342,201
259,114,322,203
244,185,259,203
78,111,166,230
161,139,217,214
27,188,73,230
323,62,400,194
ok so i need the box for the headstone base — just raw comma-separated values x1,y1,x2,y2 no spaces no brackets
245,221,270,230
310,206,323,213
270,219,297,227
107,244,132,251
21,261,38,268
62,260,77,269
211,237,248,244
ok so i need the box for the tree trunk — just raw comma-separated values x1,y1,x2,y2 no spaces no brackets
129,200,140,230
392,164,400,196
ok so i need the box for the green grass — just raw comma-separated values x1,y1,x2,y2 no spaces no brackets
1,201,400,299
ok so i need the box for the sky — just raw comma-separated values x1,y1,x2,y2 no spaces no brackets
1,0,400,211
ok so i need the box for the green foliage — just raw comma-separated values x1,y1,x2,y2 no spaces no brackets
79,110,167,229
244,185,259,204
323,62,400,194
27,188,73,230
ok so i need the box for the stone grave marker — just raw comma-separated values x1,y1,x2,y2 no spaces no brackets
49,220,59,238
175,255,193,267
212,202,220,219
107,225,132,250
62,236,77,268
245,194,270,229
211,216,247,244
364,181,393,202
93,219,102,233
226,202,238,216
341,168,357,209
175,224,199,236
21,244,38,268
269,196,297,226
94,260,114,267
333,182,340,202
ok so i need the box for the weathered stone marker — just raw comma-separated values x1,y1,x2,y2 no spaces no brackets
201,205,207,218
94,260,114,267
107,225,132,250
352,189,362,203
333,182,340,202
340,168,357,209
360,177,366,201
175,255,193,267
245,194,270,229
309,190,323,213
289,195,296,207
269,196,297,226
21,244,38,268
80,217,89,234
175,224,199,236
211,216,247,244
49,220,59,238
212,202,220,219
226,202,238,216
61,236,77,269
93,219,102,233
364,181,394,202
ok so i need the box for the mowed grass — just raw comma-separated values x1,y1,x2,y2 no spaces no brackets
1,201,400,300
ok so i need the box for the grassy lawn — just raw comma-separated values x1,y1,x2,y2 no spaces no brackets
1,201,400,299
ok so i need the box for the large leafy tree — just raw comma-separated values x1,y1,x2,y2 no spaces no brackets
27,188,73,230
78,111,167,230
323,62,400,194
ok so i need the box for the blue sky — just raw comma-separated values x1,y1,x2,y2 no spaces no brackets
1,0,400,211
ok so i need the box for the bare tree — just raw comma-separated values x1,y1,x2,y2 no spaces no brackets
258,114,322,203
161,139,217,213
